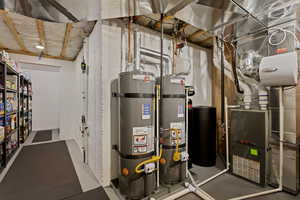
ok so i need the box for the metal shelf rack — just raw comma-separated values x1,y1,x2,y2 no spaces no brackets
19,75,32,143
0,61,19,171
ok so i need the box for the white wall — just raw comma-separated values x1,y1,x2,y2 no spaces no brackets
10,54,81,141
21,64,60,131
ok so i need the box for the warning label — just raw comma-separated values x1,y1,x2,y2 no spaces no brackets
132,126,153,154
142,104,151,120
177,104,184,118
133,135,147,145
133,126,150,135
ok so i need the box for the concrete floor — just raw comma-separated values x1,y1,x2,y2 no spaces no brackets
0,131,101,193
187,164,300,200
2,131,299,200
106,161,300,200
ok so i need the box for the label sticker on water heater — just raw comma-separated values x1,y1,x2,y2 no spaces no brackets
133,135,147,145
142,104,151,120
133,126,150,135
178,104,184,118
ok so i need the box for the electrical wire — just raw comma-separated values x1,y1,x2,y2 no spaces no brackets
268,27,300,48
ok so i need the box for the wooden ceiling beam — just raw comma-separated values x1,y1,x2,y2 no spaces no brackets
179,23,190,33
153,15,174,29
0,10,28,51
36,19,48,54
199,36,213,43
60,23,73,58
1,48,74,61
188,29,206,41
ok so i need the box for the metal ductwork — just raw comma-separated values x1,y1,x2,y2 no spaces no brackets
0,0,87,23
174,0,249,34
102,0,194,19
176,0,300,35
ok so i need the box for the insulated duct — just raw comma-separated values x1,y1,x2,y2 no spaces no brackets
175,0,300,35
101,0,194,19
1,0,86,22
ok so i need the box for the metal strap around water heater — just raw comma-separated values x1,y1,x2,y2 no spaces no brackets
162,94,186,98
162,144,186,149
112,92,155,98
120,151,155,159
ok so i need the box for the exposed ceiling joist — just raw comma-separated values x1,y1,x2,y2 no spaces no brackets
153,15,174,29
0,41,7,49
45,0,79,22
179,23,190,32
36,19,48,54
1,48,73,61
60,23,73,58
199,36,213,43
0,10,28,51
189,29,206,40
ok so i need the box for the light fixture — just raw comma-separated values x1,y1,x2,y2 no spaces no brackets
35,44,45,50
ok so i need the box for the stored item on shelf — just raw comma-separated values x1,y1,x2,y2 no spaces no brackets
7,93,17,111
0,50,18,72
0,126,4,142
11,114,16,130
0,102,3,115
0,116,10,127
6,76,17,90
6,100,13,112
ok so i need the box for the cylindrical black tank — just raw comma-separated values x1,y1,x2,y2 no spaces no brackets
190,106,216,167
187,99,193,169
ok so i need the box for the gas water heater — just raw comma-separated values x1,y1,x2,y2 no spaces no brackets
118,71,156,199
159,75,188,184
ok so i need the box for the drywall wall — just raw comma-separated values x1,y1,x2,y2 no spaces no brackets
10,54,81,141
20,63,60,131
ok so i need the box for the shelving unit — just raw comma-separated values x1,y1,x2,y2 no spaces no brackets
20,75,32,143
0,61,19,171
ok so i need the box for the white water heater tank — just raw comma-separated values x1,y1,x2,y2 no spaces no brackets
259,51,299,86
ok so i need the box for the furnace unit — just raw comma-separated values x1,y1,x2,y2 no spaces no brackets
230,109,270,186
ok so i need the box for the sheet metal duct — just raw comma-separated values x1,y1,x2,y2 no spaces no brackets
101,0,194,19
175,0,300,35
174,0,250,34
1,0,86,23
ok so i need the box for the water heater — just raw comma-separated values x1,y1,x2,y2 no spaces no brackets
160,75,188,184
118,71,156,199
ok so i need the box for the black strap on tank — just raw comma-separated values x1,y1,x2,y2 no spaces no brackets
112,92,154,98
162,144,186,149
162,94,186,98
120,151,155,159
